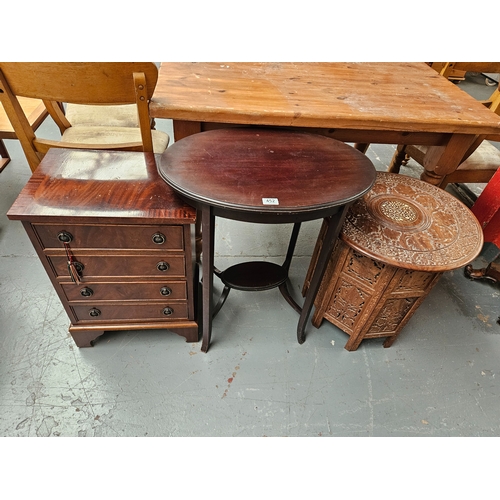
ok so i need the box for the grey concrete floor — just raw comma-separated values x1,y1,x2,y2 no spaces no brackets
1,74,500,444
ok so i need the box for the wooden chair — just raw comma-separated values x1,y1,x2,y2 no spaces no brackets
387,63,500,189
0,97,49,172
0,63,169,172
436,62,500,83
354,63,500,158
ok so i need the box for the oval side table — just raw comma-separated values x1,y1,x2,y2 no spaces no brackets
158,128,377,352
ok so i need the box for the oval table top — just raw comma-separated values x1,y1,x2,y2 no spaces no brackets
341,172,484,272
158,128,377,223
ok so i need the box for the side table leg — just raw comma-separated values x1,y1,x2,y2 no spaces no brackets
195,212,202,264
201,206,215,353
297,205,350,344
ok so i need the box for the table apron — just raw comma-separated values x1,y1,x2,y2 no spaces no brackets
175,196,346,224
171,119,452,146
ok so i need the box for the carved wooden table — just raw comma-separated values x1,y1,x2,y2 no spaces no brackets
158,128,376,353
7,148,199,347
308,172,484,351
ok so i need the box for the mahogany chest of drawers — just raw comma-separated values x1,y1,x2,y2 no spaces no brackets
7,148,198,347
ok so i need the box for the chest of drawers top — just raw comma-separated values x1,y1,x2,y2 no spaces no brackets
7,149,197,225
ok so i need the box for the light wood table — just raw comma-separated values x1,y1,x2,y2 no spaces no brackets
151,62,500,263
150,62,500,186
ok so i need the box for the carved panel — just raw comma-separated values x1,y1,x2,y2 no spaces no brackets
341,172,483,271
367,297,417,334
345,250,386,288
392,268,436,294
324,279,368,333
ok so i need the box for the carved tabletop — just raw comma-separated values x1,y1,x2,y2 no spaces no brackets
341,172,484,272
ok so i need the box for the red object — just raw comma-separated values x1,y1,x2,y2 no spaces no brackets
471,167,500,247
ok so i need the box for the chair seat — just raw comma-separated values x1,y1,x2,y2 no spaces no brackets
65,104,139,127
410,140,500,171
457,140,500,171
62,126,169,154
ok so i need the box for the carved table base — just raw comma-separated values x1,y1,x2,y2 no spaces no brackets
307,172,483,351
312,241,442,351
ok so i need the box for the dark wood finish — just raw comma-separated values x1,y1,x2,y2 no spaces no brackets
158,128,376,352
159,129,376,220
308,172,484,350
33,223,184,250
8,149,195,223
45,253,186,279
7,149,198,347
61,280,187,302
151,62,500,187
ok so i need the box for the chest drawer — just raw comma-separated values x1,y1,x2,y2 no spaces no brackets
33,224,184,250
61,280,187,301
72,302,189,322
7,149,199,347
48,254,186,279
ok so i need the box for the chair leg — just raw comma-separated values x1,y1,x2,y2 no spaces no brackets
387,144,407,174
0,139,11,173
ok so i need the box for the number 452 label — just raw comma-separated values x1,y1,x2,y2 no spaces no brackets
262,198,279,205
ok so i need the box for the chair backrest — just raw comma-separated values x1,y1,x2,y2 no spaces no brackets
0,62,158,171
439,62,500,76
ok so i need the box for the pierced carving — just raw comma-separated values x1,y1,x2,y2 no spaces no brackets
393,269,435,292
346,251,386,287
368,298,417,334
325,280,367,331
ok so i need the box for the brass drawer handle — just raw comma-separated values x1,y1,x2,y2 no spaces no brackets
74,262,85,274
162,307,174,316
152,232,166,245
157,261,170,272
160,286,172,296
57,231,73,243
80,287,94,297
89,308,101,317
